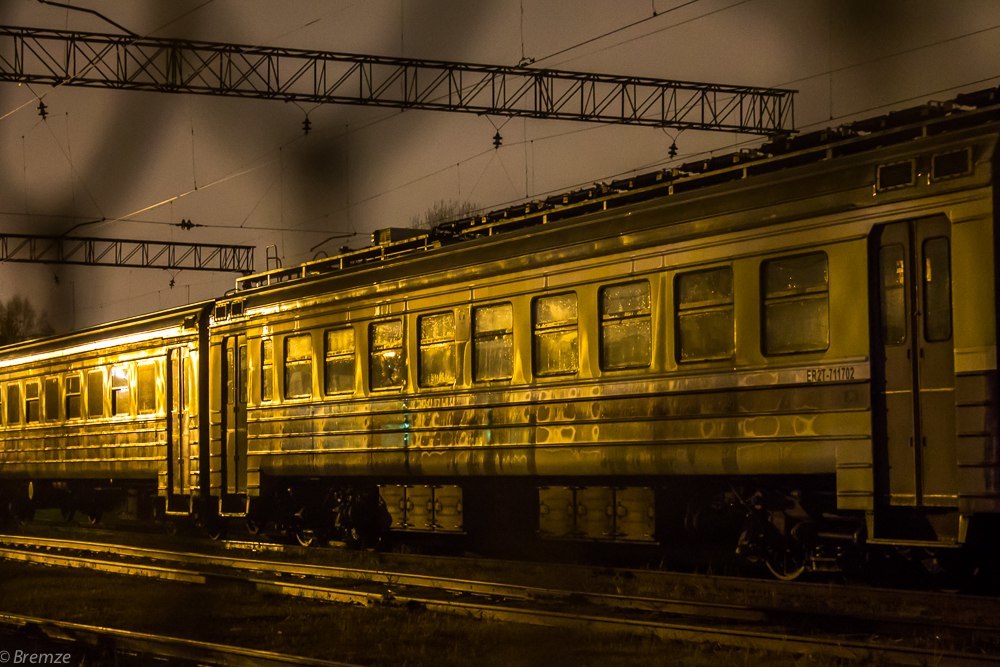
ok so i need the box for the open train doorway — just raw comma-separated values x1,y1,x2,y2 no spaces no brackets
870,216,958,540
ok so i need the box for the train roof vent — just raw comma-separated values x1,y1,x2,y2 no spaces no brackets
931,147,972,182
876,159,915,191
372,227,424,245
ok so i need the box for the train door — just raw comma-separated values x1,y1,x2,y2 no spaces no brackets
872,217,956,509
222,335,249,503
166,347,189,501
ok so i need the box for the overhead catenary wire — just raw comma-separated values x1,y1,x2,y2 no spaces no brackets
4,2,998,252
531,0,704,66
0,0,774,236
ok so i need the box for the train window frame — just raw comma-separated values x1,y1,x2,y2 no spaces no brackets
260,338,274,402
675,266,735,363
599,280,652,371
284,333,314,400
418,311,458,388
930,147,972,182
533,292,579,377
369,319,406,391
876,159,916,192
472,302,514,383
43,377,59,422
24,380,40,424
323,327,355,396
110,364,133,417
65,373,83,420
6,383,20,426
136,361,157,415
761,251,830,356
86,369,104,418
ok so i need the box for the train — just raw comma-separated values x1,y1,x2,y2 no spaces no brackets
2,86,1000,580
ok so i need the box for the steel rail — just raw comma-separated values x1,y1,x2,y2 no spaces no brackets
0,611,359,666
2,534,1000,665
0,534,761,622
0,545,206,583
257,578,1000,667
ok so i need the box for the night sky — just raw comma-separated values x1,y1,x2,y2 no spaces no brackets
0,0,997,330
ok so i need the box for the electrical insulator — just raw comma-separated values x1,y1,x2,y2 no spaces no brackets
302,116,312,135
668,142,678,158
37,101,48,120
492,130,502,149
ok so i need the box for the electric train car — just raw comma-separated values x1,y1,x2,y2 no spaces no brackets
4,87,1000,578
0,303,211,525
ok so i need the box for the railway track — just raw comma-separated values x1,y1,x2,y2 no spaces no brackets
0,611,358,666
1,533,999,665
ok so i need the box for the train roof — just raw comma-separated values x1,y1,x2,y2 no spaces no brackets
0,300,212,360
230,85,1000,297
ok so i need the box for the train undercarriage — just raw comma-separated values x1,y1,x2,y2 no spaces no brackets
4,473,997,585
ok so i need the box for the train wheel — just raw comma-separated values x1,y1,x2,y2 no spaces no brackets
7,501,34,527
295,528,317,548
85,511,102,525
205,519,226,541
765,547,806,580
764,527,808,581
59,507,76,523
245,517,261,535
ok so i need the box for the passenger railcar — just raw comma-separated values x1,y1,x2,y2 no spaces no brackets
4,88,1000,578
0,303,211,524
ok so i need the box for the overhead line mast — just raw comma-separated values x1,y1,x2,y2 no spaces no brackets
0,25,795,135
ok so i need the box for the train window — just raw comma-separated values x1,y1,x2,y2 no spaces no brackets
533,293,578,376
226,346,235,404
284,334,314,399
65,374,82,420
762,252,830,355
931,148,971,181
370,319,405,390
261,339,274,401
137,363,156,414
923,237,952,342
25,381,39,423
324,327,355,395
239,344,248,404
87,369,104,418
6,384,19,425
473,303,513,382
419,312,457,388
676,267,734,362
44,377,59,422
111,365,132,416
600,281,651,370
879,245,907,345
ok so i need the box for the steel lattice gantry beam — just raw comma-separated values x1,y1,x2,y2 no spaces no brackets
0,25,795,135
0,234,254,273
